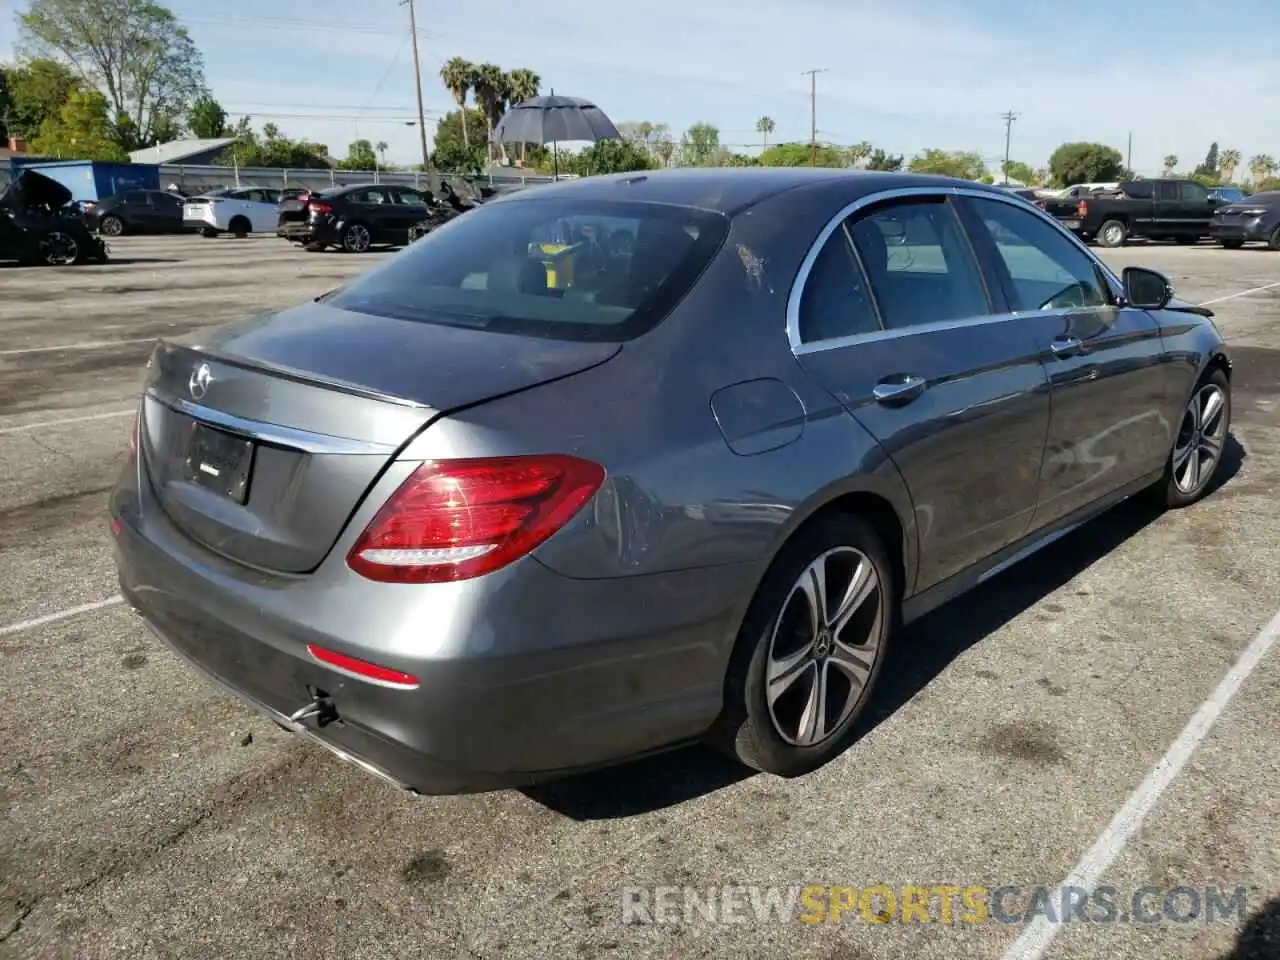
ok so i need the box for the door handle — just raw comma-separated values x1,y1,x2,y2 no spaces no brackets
872,375,927,405
1050,336,1082,358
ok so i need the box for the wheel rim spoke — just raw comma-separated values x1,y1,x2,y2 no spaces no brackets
796,662,828,746
831,558,877,637
767,642,815,705
1201,388,1224,433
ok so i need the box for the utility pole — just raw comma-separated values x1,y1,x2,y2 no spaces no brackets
802,68,828,165
1127,131,1133,173
401,0,437,192
1000,110,1019,183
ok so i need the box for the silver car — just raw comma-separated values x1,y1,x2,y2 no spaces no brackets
111,169,1232,793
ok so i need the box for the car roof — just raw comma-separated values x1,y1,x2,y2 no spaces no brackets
489,168,1010,216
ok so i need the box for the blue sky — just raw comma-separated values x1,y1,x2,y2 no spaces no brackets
3,0,1280,175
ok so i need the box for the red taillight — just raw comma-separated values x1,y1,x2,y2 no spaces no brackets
306,643,419,688
1076,200,1088,217
347,455,606,583
309,201,333,215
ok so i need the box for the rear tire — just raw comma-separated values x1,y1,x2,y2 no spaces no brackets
341,222,372,253
229,215,251,238
99,214,124,237
1219,239,1244,250
200,227,219,238
1097,219,1128,247
1155,367,1231,509
1269,226,1280,252
304,241,326,252
710,514,895,778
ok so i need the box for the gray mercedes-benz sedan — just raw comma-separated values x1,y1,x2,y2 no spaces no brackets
110,169,1232,794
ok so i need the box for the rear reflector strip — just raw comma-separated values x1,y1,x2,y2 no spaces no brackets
305,643,419,689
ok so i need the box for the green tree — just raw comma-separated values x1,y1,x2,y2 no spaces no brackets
0,58,82,140
759,141,843,167
908,148,987,180
30,87,126,159
337,138,377,170
680,122,719,165
755,115,775,151
1047,142,1125,186
566,138,655,176
187,95,227,139
865,147,904,171
439,57,476,150
654,135,675,168
18,0,206,148
1218,148,1241,184
431,106,488,174
845,141,873,168
1249,154,1277,186
216,120,329,169
504,67,541,166
1162,154,1178,176
1192,142,1219,180
1001,160,1036,184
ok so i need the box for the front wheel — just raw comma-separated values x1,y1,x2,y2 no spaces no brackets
1269,226,1280,252
1219,239,1244,250
37,230,81,266
99,214,124,237
1156,368,1231,509
711,514,894,778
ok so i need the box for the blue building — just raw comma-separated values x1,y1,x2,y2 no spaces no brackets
7,158,160,202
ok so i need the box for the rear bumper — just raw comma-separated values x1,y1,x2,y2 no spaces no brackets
109,458,740,794
277,221,336,243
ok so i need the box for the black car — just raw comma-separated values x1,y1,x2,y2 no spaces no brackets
1210,191,1280,249
277,184,435,252
0,169,108,266
90,189,187,237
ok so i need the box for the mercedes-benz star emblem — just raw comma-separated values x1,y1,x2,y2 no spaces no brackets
188,363,213,401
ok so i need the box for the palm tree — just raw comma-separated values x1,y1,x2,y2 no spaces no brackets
1162,154,1178,176
439,57,475,150
504,68,541,166
376,141,388,168
1219,148,1241,183
756,116,775,151
655,137,674,168
846,140,872,168
1249,154,1276,186
473,63,507,165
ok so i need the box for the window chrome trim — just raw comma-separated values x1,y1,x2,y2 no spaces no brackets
786,185,1124,355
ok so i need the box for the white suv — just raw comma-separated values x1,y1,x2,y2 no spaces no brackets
184,187,283,238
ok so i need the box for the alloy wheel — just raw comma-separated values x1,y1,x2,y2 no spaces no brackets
1103,224,1124,245
1173,383,1227,495
766,546,883,747
345,224,371,252
100,216,123,237
39,232,79,266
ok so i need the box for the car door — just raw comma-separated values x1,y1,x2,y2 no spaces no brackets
348,187,395,241
1178,180,1217,235
957,194,1170,529
790,193,1051,591
118,191,154,230
151,191,184,231
391,188,430,242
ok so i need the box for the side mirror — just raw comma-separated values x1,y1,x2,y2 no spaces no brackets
1122,266,1173,310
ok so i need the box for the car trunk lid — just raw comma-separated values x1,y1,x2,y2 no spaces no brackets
277,193,312,224
140,300,621,573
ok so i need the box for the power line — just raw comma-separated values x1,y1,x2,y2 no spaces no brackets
221,101,443,115
224,112,433,124
179,13,428,36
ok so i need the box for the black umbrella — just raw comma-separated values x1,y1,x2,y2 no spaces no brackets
492,92,620,179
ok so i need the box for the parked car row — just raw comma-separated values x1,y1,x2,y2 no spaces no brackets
1039,177,1278,250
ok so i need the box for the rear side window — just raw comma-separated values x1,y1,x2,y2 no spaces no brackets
848,200,989,329
797,227,880,343
328,199,729,342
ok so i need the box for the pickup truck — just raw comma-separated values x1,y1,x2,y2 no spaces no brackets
1044,178,1223,247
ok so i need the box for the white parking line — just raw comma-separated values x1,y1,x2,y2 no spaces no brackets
1197,280,1280,307
1000,607,1280,960
0,337,156,357
0,409,134,435
0,596,125,638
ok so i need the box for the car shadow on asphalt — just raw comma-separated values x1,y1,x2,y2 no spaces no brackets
1218,894,1280,959
0,257,182,269
523,435,1246,821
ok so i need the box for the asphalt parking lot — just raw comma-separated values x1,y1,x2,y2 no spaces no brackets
2,233,1278,960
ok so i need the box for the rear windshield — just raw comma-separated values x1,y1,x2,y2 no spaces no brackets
327,198,729,342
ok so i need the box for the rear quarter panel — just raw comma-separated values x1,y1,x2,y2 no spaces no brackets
394,181,917,587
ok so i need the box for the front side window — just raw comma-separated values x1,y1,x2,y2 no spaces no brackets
968,197,1108,312
328,198,729,342
1179,181,1209,203
847,199,989,328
